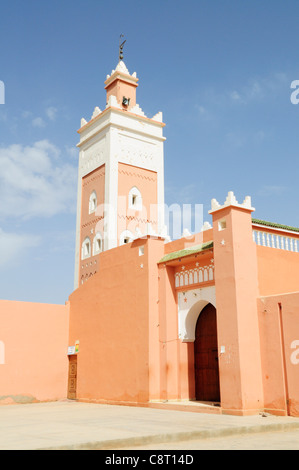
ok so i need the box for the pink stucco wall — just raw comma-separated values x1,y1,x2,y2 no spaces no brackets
0,300,69,405
68,237,165,405
258,292,299,417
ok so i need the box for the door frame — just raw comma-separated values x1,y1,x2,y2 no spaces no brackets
67,355,77,400
194,303,220,402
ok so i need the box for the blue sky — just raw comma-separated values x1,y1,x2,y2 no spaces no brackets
0,0,299,304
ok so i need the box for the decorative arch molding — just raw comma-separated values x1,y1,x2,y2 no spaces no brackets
128,186,142,211
81,237,91,260
89,190,97,214
178,286,216,342
93,231,103,255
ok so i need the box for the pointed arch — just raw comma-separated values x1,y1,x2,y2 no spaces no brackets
178,286,216,342
128,186,142,211
89,190,97,214
93,232,103,255
81,237,91,260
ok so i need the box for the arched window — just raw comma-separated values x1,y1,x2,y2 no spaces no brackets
119,230,134,246
93,232,103,255
128,187,142,211
89,191,97,214
81,237,91,260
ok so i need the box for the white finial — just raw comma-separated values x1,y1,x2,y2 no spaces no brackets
152,111,163,122
130,103,146,117
242,196,252,208
106,95,121,109
209,191,255,213
211,198,221,211
91,107,101,119
201,221,212,231
224,191,238,206
115,60,130,75
182,228,192,237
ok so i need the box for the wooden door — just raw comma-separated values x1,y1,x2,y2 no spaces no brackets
67,355,77,400
194,303,220,402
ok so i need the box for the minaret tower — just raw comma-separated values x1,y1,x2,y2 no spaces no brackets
74,50,166,288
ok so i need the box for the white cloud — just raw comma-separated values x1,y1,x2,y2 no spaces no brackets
0,228,40,268
228,73,288,106
198,72,289,117
0,140,77,219
46,106,57,121
227,80,262,105
32,116,46,128
230,91,243,102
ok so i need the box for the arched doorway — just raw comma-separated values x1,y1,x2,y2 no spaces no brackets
194,303,220,402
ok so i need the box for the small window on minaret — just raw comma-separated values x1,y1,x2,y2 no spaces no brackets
89,191,97,214
82,237,91,260
128,187,142,211
85,242,90,256
93,232,103,255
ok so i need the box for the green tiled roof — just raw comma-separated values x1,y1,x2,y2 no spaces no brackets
159,241,213,264
252,218,299,233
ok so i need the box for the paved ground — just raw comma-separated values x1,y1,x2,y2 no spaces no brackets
121,430,299,450
1,400,299,450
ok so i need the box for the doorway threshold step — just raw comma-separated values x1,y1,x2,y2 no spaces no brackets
148,400,222,414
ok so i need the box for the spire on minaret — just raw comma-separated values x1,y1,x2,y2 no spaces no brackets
104,37,138,110
119,34,126,62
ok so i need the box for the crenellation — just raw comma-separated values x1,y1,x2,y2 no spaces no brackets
210,190,255,213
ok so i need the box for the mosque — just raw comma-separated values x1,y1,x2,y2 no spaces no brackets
1,55,299,417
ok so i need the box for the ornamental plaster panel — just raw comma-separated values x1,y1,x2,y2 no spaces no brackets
175,261,214,288
79,137,106,177
117,133,160,172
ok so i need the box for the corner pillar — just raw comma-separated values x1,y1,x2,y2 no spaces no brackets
210,191,264,415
